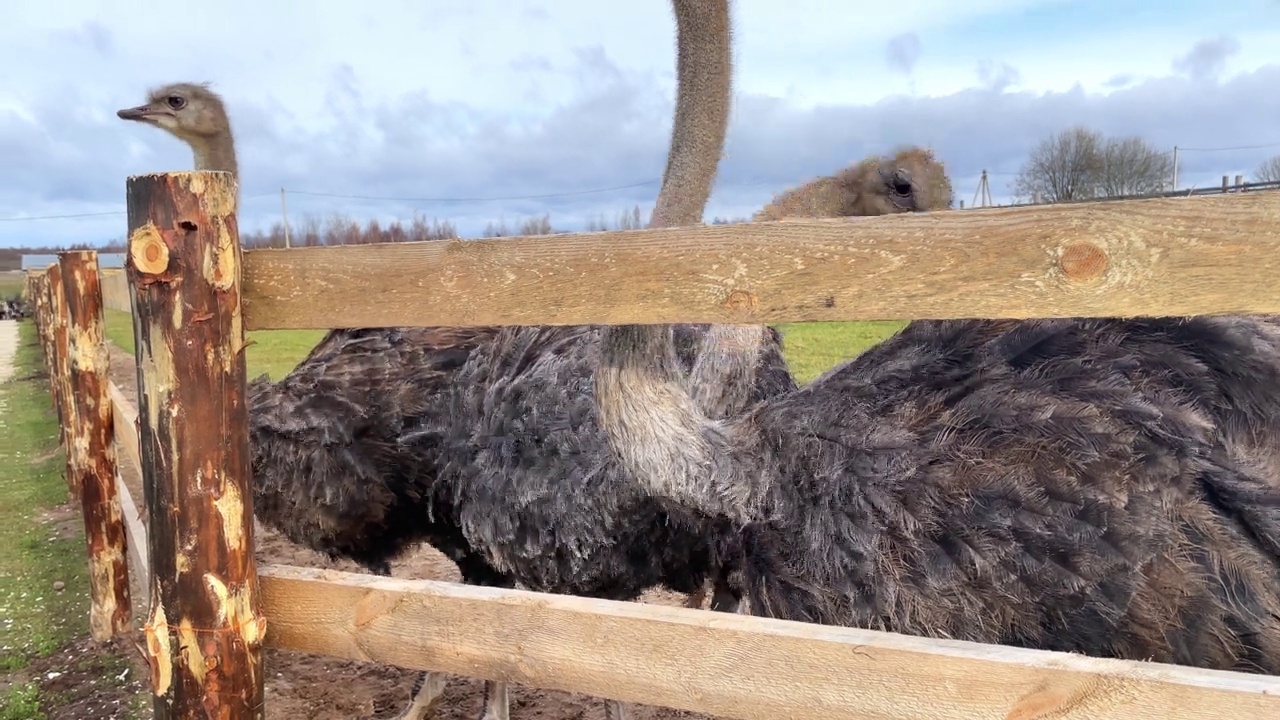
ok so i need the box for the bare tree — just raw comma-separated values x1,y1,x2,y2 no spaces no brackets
1013,126,1103,203
1255,155,1280,183
586,205,647,232
1096,136,1173,197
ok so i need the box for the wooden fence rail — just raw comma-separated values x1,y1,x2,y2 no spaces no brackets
27,169,1280,720
93,189,1280,328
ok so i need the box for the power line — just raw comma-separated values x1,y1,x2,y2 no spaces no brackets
4,138,1279,224
0,210,126,222
1175,141,1280,152
0,181,665,223
284,180,660,203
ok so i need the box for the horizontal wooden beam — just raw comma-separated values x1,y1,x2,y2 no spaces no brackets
108,381,149,593
99,269,131,314
257,564,1280,720
238,191,1280,330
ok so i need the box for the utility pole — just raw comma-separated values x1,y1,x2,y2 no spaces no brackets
279,187,292,248
971,170,993,208
1171,145,1179,191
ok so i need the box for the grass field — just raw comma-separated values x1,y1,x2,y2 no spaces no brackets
104,309,328,382
103,309,904,385
0,324,83,671
0,322,146,718
0,272,23,299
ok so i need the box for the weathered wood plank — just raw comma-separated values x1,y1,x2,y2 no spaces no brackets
240,191,1280,330
125,171,265,719
57,250,132,641
107,381,149,596
258,564,1280,720
99,268,132,313
107,381,142,483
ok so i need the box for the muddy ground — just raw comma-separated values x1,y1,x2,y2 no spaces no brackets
103,343,721,720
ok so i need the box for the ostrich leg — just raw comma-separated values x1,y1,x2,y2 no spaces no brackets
478,681,510,720
395,672,449,720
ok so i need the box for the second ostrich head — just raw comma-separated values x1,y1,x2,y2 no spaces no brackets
117,82,238,177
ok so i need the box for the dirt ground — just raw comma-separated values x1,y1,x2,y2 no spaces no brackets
103,343,721,720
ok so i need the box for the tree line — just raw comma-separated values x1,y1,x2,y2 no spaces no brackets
1014,125,1280,203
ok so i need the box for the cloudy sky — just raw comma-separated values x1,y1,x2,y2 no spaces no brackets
2,0,1279,248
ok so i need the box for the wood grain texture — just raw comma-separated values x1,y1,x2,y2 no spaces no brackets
29,272,60,420
124,171,265,720
57,251,132,642
258,564,1280,720
239,191,1280,330
99,269,132,314
108,381,150,601
45,263,78,495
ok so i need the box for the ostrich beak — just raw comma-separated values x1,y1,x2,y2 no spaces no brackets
116,104,163,122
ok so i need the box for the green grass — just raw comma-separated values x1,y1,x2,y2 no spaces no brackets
104,307,905,386
0,322,149,719
0,684,42,720
0,323,87,675
104,309,327,382
0,273,23,299
776,321,907,384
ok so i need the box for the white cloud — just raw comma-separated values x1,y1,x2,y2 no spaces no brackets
2,0,1279,246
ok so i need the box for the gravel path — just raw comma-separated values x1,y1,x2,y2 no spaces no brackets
0,319,18,384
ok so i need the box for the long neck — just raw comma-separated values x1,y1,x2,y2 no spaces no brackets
595,0,769,521
688,325,772,419
190,134,239,178
595,325,767,521
648,0,731,229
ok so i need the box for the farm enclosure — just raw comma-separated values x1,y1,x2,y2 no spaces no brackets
24,170,1280,719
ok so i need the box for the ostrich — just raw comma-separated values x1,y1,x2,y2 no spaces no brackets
385,3,783,716
116,74,796,720
752,145,955,221
117,83,507,577
591,5,1280,679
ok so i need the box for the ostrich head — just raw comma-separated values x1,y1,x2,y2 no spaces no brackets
838,145,955,215
117,81,238,180
117,83,230,145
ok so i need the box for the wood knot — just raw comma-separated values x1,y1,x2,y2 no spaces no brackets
723,290,759,312
1058,242,1108,282
129,223,170,276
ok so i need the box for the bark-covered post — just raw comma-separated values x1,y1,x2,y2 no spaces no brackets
57,250,133,642
124,171,265,719
32,273,60,419
46,263,79,496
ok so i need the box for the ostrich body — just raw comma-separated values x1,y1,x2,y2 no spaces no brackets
589,0,1280,679
598,316,1280,672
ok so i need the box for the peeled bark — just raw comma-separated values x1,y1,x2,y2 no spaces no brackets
125,170,265,719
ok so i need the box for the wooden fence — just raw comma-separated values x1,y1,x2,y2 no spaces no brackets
24,169,1280,720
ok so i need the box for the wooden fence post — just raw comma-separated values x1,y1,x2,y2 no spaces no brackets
124,170,265,719
46,263,79,496
32,273,59,416
57,250,133,642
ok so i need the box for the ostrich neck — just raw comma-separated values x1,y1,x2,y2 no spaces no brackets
190,134,239,178
688,324,770,419
595,323,766,522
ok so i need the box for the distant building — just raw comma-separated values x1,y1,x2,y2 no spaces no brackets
20,252,126,270
19,254,58,270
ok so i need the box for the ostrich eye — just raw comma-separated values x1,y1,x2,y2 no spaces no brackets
892,180,913,196
166,96,186,110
